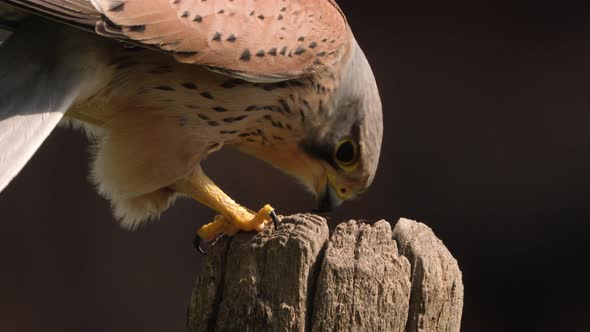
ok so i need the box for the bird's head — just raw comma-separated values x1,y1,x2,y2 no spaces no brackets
257,39,382,212
298,37,383,212
236,37,382,212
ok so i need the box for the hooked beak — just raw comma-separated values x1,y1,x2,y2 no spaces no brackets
314,183,344,213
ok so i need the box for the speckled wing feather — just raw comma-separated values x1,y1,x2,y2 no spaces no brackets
6,0,100,28
93,0,350,82
6,0,350,82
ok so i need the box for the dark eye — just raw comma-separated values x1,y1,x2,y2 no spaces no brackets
334,139,358,167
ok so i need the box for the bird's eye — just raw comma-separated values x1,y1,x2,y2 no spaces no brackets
334,139,359,168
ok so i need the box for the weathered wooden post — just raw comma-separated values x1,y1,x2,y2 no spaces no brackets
187,214,463,332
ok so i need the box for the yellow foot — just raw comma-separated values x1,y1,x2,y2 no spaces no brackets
197,204,275,241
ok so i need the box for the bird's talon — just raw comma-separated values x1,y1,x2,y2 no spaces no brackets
253,204,274,231
270,209,279,229
194,231,227,255
195,204,275,243
197,240,208,255
194,233,203,252
196,215,236,241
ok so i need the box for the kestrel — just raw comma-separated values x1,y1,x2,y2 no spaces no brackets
0,0,382,242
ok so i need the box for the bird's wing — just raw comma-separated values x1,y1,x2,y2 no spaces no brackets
6,0,100,28
8,0,349,82
0,17,94,192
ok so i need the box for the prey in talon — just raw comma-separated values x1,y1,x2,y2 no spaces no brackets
0,1,383,241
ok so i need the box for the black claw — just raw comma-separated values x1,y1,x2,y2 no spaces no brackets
194,233,226,255
194,234,207,254
270,209,279,229
197,242,208,255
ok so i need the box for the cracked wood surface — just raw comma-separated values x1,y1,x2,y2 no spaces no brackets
187,214,463,332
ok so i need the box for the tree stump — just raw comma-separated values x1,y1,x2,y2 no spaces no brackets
187,214,463,332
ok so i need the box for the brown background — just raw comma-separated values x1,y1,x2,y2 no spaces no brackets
2,1,590,331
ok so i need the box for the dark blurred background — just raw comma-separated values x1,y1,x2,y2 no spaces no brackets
2,2,590,331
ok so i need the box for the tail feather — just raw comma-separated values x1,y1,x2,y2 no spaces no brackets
0,16,94,191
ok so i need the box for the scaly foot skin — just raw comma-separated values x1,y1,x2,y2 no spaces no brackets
197,204,275,241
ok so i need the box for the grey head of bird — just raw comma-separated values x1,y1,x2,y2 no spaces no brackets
302,37,383,212
245,36,383,212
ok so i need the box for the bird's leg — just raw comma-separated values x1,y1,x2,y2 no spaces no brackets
175,166,274,241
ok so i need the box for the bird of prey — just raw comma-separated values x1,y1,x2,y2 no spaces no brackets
0,0,382,242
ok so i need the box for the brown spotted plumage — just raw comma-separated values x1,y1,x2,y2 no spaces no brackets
90,0,350,82
1,0,383,241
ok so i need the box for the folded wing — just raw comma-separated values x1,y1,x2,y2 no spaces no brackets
9,0,350,82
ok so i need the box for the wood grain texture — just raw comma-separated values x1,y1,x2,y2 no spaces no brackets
393,218,464,332
188,215,463,332
312,220,411,332
188,213,329,332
